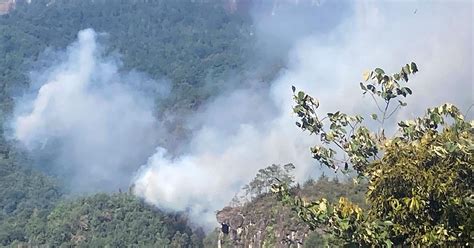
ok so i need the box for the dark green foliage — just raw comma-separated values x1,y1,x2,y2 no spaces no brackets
0,138,62,246
0,138,202,246
0,0,254,119
0,133,203,247
43,193,202,247
0,2,251,245
242,163,296,199
298,175,367,209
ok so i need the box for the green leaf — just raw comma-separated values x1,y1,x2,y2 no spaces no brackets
367,84,376,93
326,132,334,141
384,220,394,226
403,64,410,74
410,62,418,73
401,72,408,82
375,68,385,74
359,82,367,91
291,85,296,93
398,100,407,106
393,73,400,81
398,121,409,127
404,87,412,95
297,91,305,100
371,114,378,120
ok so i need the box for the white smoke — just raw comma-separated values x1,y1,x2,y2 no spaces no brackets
133,85,319,227
133,0,472,228
8,0,472,230
12,29,168,192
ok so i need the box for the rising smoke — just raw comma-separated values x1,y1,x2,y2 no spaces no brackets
9,0,472,230
11,29,169,192
133,0,473,228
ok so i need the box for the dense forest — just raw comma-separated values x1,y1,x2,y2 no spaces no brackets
0,0,472,247
0,0,251,246
0,0,257,116
0,0,344,246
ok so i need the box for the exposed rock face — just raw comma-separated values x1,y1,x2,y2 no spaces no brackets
214,177,368,247
216,195,310,248
0,0,15,15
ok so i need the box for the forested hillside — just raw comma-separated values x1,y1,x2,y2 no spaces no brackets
1,0,471,247
0,0,254,117
0,138,62,245
0,0,256,246
0,124,205,246
0,0,305,246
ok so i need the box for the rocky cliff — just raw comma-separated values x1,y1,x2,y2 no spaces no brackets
216,194,309,248
213,176,367,248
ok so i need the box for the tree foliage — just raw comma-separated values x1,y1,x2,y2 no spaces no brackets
214,174,367,248
0,1,255,246
273,63,473,246
0,0,254,120
0,138,204,246
43,193,203,247
242,163,295,199
0,138,62,246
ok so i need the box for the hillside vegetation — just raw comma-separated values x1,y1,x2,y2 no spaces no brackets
1,1,471,247
213,169,367,247
0,0,254,117
0,0,253,246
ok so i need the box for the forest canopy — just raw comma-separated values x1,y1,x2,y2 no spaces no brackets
0,0,255,246
0,0,472,247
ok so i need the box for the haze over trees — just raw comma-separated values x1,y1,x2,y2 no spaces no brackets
0,0,254,246
0,0,253,118
0,0,472,247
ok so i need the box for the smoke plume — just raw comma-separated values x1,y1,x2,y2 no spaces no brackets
133,0,472,228
11,29,168,192
8,0,472,230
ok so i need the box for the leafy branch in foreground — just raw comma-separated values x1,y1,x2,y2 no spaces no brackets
273,63,473,247
291,63,417,173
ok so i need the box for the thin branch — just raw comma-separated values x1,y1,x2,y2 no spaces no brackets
369,93,384,113
348,121,354,128
332,140,345,151
381,100,390,126
464,103,474,117
330,157,347,164
385,104,402,120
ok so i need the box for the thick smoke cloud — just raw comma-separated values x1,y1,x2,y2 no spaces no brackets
11,29,167,192
134,0,472,228
8,0,472,230
133,83,319,227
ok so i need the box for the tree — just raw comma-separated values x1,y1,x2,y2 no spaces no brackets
242,163,295,199
272,63,473,246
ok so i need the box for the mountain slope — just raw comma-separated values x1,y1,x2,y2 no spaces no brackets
212,175,367,247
